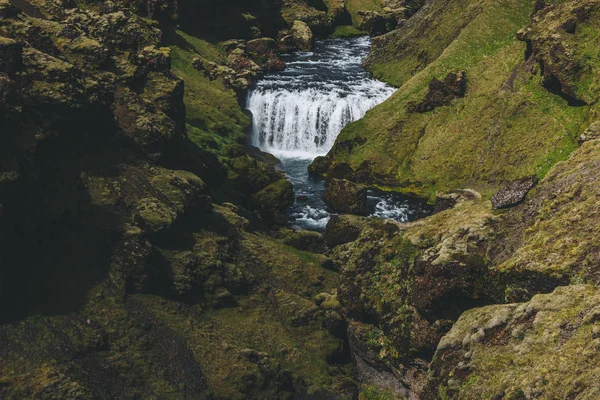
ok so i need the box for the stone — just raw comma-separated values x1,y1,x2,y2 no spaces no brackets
357,10,396,36
290,20,313,52
579,121,600,144
246,37,285,72
325,214,368,247
308,155,331,176
277,33,297,53
323,178,367,215
491,175,538,209
254,179,295,210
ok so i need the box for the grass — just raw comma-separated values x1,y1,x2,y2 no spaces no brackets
329,0,591,198
330,25,367,38
167,28,250,159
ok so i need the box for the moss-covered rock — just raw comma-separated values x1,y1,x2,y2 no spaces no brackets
323,178,368,215
290,19,314,51
426,285,600,399
518,0,600,105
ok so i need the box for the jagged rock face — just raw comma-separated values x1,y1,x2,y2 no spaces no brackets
330,196,498,396
518,0,600,105
492,139,600,300
426,285,600,399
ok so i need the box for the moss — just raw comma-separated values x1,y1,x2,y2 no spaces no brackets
168,29,249,157
359,386,400,400
330,25,367,38
429,285,600,399
496,140,600,285
328,0,590,197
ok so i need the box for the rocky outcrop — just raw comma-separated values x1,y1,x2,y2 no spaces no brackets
579,121,600,144
491,175,537,209
330,195,499,396
323,178,367,215
517,0,600,105
426,285,600,399
357,10,396,36
408,71,467,113
492,139,600,299
192,37,285,91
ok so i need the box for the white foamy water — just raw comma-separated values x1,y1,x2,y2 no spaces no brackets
247,36,395,158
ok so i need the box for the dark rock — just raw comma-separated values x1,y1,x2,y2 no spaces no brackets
323,178,367,215
0,37,23,74
246,146,281,167
325,214,368,247
491,175,538,209
320,257,337,271
296,195,308,202
277,33,297,53
408,71,467,113
246,37,285,72
0,0,18,19
357,10,396,36
325,162,356,182
308,155,331,176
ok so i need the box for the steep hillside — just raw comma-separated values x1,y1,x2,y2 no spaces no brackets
321,0,598,197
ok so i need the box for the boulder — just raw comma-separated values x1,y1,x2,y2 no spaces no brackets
491,175,537,209
277,33,297,53
579,121,600,144
254,179,295,210
323,178,367,215
325,214,368,247
246,37,285,71
307,155,331,176
290,20,313,51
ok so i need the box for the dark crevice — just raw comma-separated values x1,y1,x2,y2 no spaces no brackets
542,75,586,107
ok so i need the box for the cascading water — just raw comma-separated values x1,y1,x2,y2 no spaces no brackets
247,37,393,158
247,37,431,230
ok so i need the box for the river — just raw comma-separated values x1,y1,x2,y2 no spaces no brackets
247,36,431,231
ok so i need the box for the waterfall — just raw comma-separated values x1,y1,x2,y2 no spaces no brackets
247,37,395,158
243,37,432,232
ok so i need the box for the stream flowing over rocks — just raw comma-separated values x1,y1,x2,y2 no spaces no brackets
247,37,431,230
